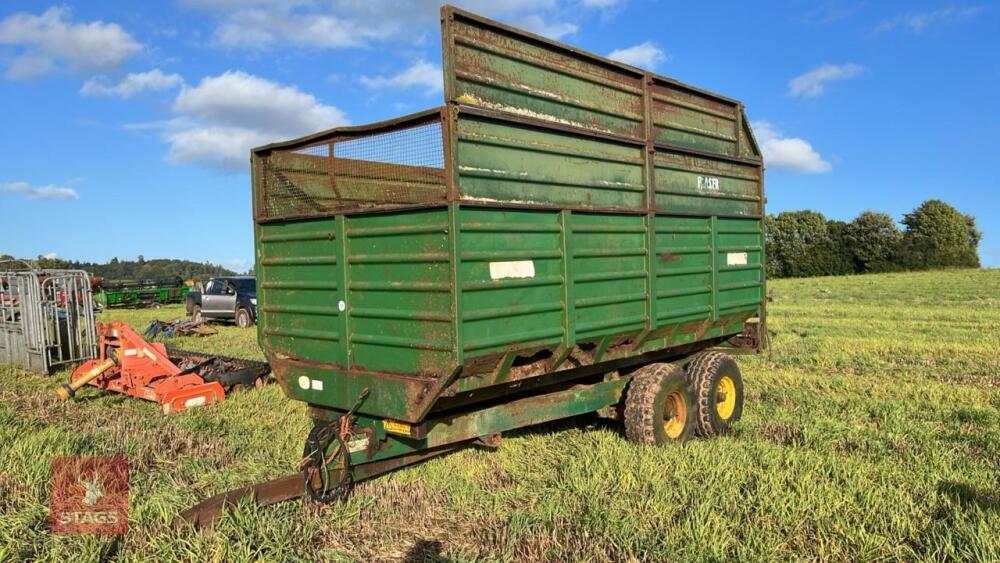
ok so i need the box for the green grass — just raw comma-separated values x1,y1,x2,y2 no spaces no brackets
1,269,998,562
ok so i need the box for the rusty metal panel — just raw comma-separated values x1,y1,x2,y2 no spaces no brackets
654,216,714,326
651,80,740,157
715,218,764,317
739,116,762,160
345,209,454,376
257,112,446,221
455,112,646,210
257,218,343,366
653,149,762,217
457,207,564,355
570,213,648,340
444,7,645,140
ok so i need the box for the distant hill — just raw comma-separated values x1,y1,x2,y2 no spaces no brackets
0,254,239,282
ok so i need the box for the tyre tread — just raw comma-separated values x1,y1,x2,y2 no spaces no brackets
685,351,738,437
624,363,688,445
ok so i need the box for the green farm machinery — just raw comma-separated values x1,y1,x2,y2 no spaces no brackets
94,277,191,309
180,6,765,526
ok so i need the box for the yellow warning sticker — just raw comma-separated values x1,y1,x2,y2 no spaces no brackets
382,419,412,436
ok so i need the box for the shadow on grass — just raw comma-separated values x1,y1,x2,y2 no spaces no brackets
938,480,1000,512
497,413,613,441
403,538,449,562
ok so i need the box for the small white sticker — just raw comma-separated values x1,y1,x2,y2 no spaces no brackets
297,375,310,389
184,397,207,408
697,175,720,191
489,260,535,280
347,436,370,453
338,300,346,312
727,252,748,266
311,379,324,391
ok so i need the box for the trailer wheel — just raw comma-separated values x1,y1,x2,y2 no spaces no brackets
191,305,203,322
624,362,694,445
235,308,252,328
685,351,744,437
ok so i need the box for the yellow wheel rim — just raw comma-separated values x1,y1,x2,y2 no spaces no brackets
662,391,687,439
716,375,737,420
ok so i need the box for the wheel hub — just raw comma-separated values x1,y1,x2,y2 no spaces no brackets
662,391,687,439
715,375,736,420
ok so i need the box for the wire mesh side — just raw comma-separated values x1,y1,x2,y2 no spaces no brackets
262,121,446,219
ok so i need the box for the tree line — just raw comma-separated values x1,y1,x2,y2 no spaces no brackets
0,255,237,281
765,199,981,279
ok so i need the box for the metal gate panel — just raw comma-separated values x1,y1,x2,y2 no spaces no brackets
0,269,97,374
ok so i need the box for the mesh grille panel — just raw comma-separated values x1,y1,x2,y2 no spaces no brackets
261,120,446,219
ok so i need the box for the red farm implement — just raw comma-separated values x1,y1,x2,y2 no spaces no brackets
56,321,269,413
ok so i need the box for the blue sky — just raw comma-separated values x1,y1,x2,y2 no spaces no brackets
1,0,997,270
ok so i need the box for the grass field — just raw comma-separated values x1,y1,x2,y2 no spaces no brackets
1,269,998,562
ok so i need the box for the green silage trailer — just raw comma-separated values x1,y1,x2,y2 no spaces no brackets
185,6,767,521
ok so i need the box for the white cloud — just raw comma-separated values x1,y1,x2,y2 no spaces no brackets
579,0,623,9
157,71,348,170
788,63,865,98
875,6,982,33
607,41,667,69
796,4,862,25
81,69,185,98
182,0,585,50
751,121,831,174
516,14,578,39
42,252,58,260
173,71,346,133
211,8,372,49
1,181,80,200
163,123,267,170
360,60,443,94
0,7,141,80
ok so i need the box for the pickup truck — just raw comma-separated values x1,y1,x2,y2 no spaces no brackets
185,276,257,328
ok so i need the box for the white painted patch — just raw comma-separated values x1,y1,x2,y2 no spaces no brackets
184,396,207,408
489,260,535,280
347,436,370,453
297,375,310,389
727,252,749,266
310,379,324,391
697,175,720,191
123,348,138,356
338,300,346,312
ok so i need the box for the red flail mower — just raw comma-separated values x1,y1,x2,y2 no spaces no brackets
56,321,270,413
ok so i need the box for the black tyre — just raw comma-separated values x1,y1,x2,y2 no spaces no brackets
235,307,252,328
624,362,695,445
191,305,203,322
685,351,744,437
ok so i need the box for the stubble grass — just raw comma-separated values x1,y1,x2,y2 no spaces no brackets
0,269,997,561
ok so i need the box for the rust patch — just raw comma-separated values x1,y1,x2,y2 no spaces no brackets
657,252,680,262
693,318,713,340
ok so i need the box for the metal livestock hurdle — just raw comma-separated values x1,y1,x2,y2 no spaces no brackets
0,267,97,374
